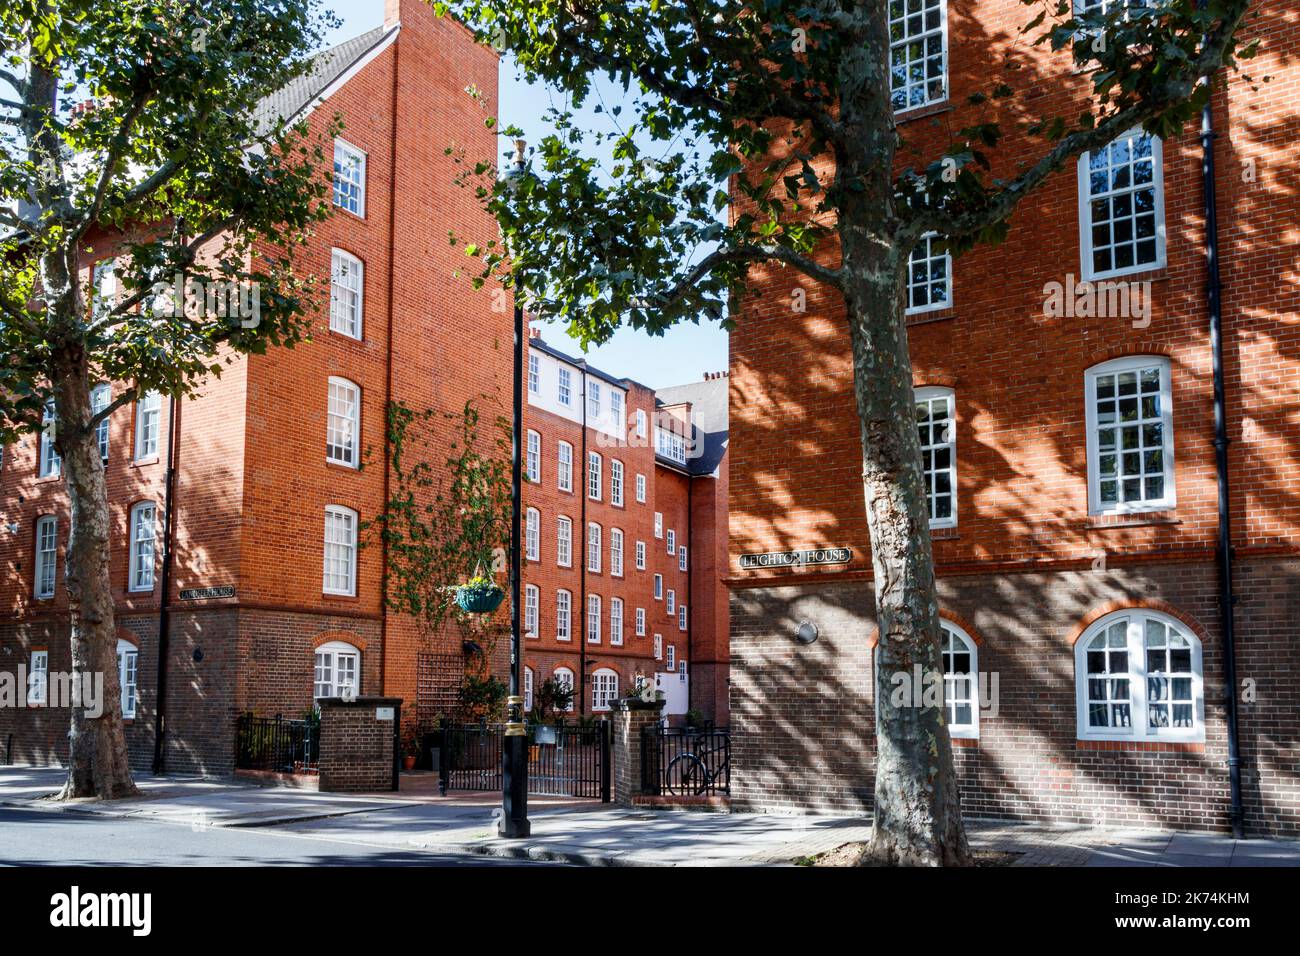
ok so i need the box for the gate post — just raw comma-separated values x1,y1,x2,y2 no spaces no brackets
611,699,665,806
438,719,450,796
600,721,612,803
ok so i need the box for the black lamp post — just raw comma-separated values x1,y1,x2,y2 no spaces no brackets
500,142,530,839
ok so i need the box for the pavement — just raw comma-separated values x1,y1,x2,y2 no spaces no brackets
2,766,1298,867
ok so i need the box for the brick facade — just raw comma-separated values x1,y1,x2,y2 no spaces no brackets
727,3,1300,835
317,697,401,793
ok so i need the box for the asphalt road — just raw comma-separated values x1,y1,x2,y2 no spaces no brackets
0,807,552,867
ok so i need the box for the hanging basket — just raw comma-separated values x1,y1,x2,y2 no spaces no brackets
455,580,505,614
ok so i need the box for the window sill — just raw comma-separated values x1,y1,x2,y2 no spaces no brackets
894,99,952,125
131,457,160,468
907,306,956,326
1086,512,1179,530
930,526,959,540
34,474,63,485
326,328,366,345
1077,738,1205,754
1082,264,1171,285
322,592,359,602
326,460,361,473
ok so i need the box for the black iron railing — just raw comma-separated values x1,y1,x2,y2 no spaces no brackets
235,713,319,773
641,725,730,797
435,720,610,801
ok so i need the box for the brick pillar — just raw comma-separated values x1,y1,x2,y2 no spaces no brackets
612,700,666,806
317,696,402,793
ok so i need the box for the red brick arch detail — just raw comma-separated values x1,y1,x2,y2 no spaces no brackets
115,627,141,648
1066,599,1211,648
913,374,958,390
312,630,368,652
864,609,982,650
1086,344,1174,370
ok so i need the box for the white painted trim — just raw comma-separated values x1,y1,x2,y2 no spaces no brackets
1083,355,1177,515
1077,130,1167,281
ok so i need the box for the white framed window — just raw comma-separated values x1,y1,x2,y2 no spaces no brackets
610,391,624,431
1074,0,1153,13
314,640,361,699
587,522,602,573
592,668,618,712
557,516,573,567
553,667,576,710
526,430,541,483
528,353,540,393
524,666,535,711
91,259,117,320
635,608,646,637
667,589,676,615
635,541,647,571
889,0,948,112
906,233,951,314
678,546,688,573
654,635,663,661
332,139,366,216
322,505,358,596
587,452,602,500
557,441,573,492
654,512,663,538
635,473,647,503
587,594,601,644
329,249,364,338
558,367,573,406
610,528,624,577
34,515,57,599
1078,130,1165,280
327,377,361,467
525,507,540,561
1075,609,1204,742
666,644,676,671
525,584,539,637
611,597,624,646
654,574,663,600
915,386,956,528
91,383,110,462
556,590,572,641
610,459,624,506
666,529,676,555
656,426,688,464
635,409,648,439
940,622,979,739
587,380,601,421
678,605,687,631
134,392,161,461
129,501,157,593
27,651,48,705
1085,356,1175,514
39,400,60,478
117,639,139,718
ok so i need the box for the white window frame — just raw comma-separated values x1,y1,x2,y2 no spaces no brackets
610,528,624,577
636,409,648,439
940,621,980,740
526,430,541,483
635,607,646,637
527,353,540,394
587,594,602,644
322,505,358,596
635,541,647,571
678,545,688,573
666,589,676,615
654,512,663,539
555,590,572,641
117,639,139,718
1084,356,1176,515
666,528,676,555
329,248,364,339
587,452,602,500
889,0,948,113
314,639,361,700
326,377,361,468
635,473,647,503
557,516,573,567
91,383,111,462
558,367,573,406
915,386,957,529
557,441,573,492
525,584,539,637
332,138,367,217
906,233,952,314
610,390,623,431
524,666,535,711
129,501,157,593
592,668,618,712
610,597,624,646
654,574,663,600
525,507,540,561
27,650,48,705
134,392,161,461
587,380,601,421
38,400,60,478
34,515,57,600
587,522,602,573
553,667,576,710
654,634,663,661
666,644,676,671
1074,609,1204,743
1078,130,1166,281
91,259,117,320
610,459,624,506
678,605,687,632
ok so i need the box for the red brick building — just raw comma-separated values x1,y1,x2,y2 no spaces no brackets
0,0,512,774
728,3,1300,835
520,332,730,723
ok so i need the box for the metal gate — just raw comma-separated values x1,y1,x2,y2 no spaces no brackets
437,721,611,801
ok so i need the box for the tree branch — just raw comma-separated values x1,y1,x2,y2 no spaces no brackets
72,87,153,241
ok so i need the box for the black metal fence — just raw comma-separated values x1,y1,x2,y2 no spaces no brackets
437,721,611,801
235,713,319,773
641,725,730,797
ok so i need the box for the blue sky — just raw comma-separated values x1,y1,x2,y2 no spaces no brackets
323,0,729,388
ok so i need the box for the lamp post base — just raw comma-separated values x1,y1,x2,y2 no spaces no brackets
499,730,531,838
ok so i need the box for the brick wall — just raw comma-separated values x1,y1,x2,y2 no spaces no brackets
317,696,400,793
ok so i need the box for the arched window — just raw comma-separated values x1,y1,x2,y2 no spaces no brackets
1075,609,1203,742
553,667,575,712
592,668,619,712
117,639,138,719
940,622,979,739
327,377,361,467
314,640,361,700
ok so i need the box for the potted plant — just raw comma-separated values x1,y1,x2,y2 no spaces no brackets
455,574,505,614
402,730,420,771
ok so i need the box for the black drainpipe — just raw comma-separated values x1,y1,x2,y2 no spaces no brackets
151,392,179,775
578,362,588,716
685,473,693,714
1200,73,1244,839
